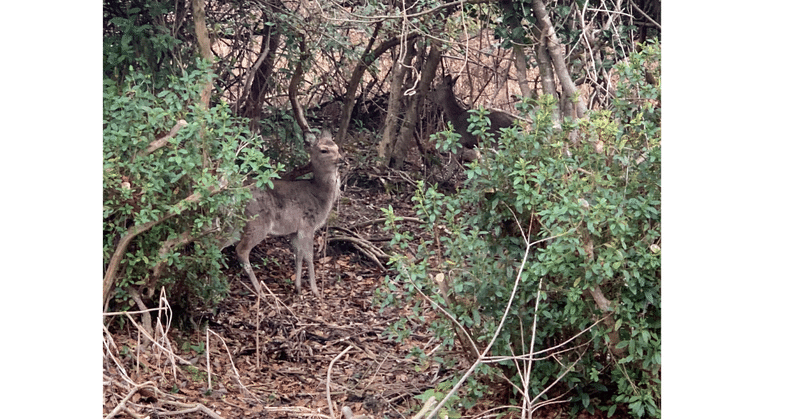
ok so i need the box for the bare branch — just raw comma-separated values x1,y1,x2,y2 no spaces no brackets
136,120,188,158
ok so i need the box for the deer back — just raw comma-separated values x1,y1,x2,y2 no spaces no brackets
431,75,513,149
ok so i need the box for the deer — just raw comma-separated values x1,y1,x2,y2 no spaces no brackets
431,74,514,160
224,130,343,298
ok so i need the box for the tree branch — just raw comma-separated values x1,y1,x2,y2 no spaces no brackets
103,178,229,306
136,120,188,158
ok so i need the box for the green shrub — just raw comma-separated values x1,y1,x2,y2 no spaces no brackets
103,60,282,315
381,42,660,417
103,0,191,89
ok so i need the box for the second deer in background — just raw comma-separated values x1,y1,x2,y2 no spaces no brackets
431,74,514,159
226,130,343,298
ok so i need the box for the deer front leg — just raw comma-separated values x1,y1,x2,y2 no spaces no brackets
305,246,320,298
242,260,263,296
235,240,265,297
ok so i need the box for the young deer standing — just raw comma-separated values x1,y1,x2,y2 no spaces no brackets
231,130,342,298
431,75,514,157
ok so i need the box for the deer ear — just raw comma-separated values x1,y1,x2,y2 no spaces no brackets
304,131,318,147
320,130,333,141
451,75,459,85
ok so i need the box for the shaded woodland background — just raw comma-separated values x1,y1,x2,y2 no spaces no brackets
103,0,660,169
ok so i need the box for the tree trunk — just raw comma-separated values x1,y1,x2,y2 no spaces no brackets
513,44,532,100
239,0,283,131
335,29,414,144
335,21,382,143
499,0,532,100
191,0,213,167
530,0,587,119
377,39,415,165
191,0,213,109
389,41,442,168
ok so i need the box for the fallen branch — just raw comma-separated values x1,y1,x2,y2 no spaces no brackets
104,381,158,419
328,226,391,269
350,216,422,229
158,400,225,419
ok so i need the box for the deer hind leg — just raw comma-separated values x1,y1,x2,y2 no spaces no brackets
292,231,320,298
235,237,264,296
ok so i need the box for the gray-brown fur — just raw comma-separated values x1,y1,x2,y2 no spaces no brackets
233,130,342,298
431,75,514,151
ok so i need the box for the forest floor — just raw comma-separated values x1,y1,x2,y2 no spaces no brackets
102,140,627,419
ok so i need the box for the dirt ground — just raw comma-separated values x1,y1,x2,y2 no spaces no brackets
102,143,630,419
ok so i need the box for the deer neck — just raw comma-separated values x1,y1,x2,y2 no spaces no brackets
310,167,341,199
440,93,468,123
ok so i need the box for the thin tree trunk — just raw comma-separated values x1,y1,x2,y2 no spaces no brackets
335,21,382,143
335,29,415,144
191,0,213,166
191,0,213,109
499,0,532,100
239,0,283,131
513,44,532,99
377,39,414,165
530,0,587,119
389,41,441,168
288,37,311,134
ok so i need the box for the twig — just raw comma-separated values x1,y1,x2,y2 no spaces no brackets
256,291,261,371
259,279,299,319
153,288,178,381
122,406,147,419
412,395,438,419
629,1,661,29
425,233,540,419
102,326,137,387
103,307,169,316
120,312,194,367
327,345,353,419
206,324,212,390
328,234,388,265
207,328,258,399
393,266,479,361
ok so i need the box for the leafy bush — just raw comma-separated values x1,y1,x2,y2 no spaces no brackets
381,42,661,417
103,60,282,315
103,0,191,89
